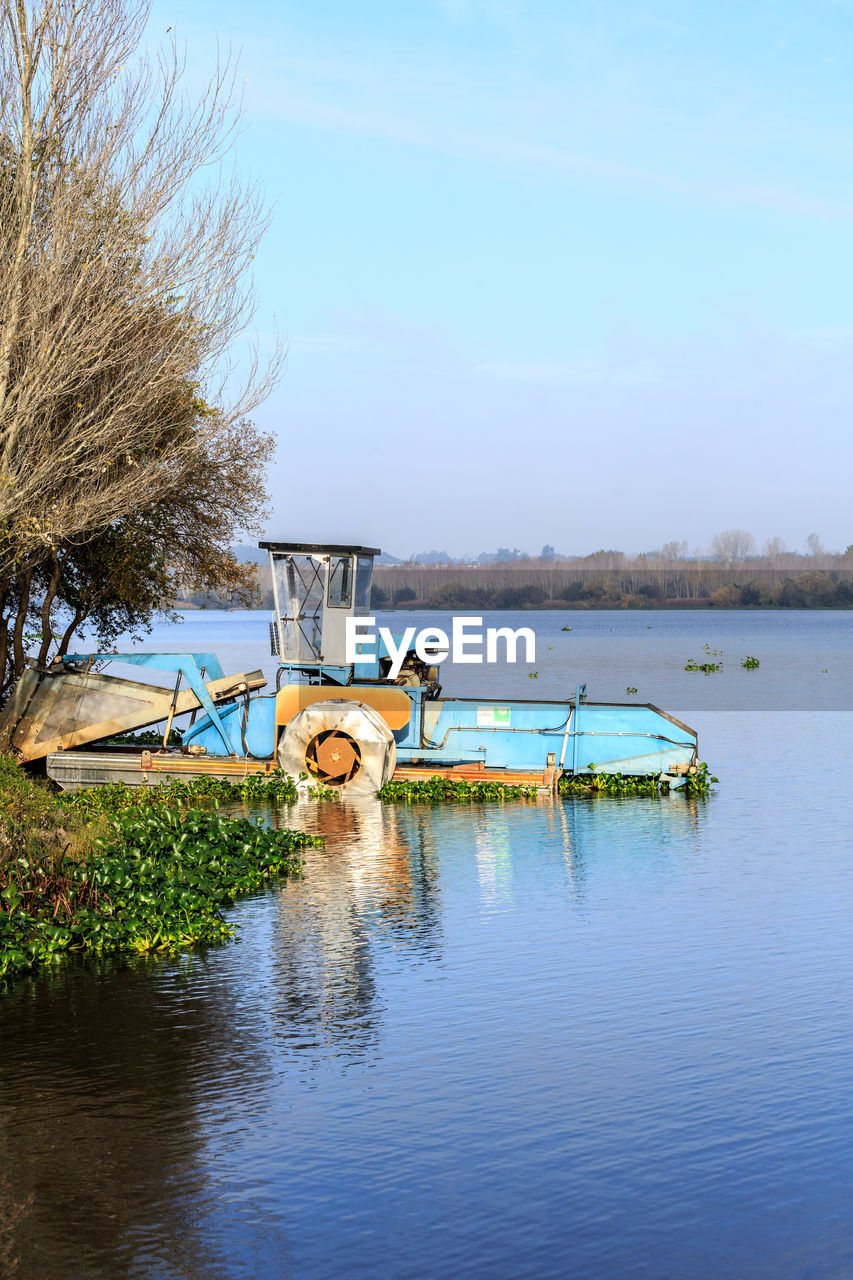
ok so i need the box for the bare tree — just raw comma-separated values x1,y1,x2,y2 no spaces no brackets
710,529,756,564
0,0,282,691
660,540,688,561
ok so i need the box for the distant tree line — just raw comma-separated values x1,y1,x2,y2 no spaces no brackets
357,536,853,609
186,562,853,612
364,568,853,611
178,534,853,611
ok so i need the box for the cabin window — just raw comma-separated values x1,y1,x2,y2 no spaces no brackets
327,556,353,608
354,556,373,612
272,554,324,660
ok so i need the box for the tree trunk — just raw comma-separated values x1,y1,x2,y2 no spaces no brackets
10,565,32,678
56,606,87,658
36,549,61,665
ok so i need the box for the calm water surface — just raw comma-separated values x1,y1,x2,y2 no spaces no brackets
1,611,852,1278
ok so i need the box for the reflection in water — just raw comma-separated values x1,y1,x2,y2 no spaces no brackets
552,791,702,889
259,800,444,1070
0,792,711,1279
0,953,283,1279
473,810,515,910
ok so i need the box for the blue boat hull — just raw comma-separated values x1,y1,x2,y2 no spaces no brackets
182,687,697,784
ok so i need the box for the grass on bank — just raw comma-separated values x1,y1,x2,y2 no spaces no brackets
0,757,321,980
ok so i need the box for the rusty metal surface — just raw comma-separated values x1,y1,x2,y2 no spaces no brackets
44,748,554,793
391,764,554,789
45,749,278,792
0,667,42,752
5,667,266,762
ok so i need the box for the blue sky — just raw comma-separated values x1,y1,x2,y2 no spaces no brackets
149,0,853,557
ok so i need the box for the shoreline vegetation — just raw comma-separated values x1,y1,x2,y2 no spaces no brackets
2,758,716,980
182,565,853,612
0,759,321,980
378,765,715,803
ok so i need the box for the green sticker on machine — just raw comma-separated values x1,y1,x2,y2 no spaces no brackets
477,705,511,727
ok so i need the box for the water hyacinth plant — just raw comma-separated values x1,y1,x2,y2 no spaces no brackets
1,798,321,979
559,762,718,798
685,642,724,673
559,770,666,797
1,759,323,980
65,769,302,819
378,776,539,803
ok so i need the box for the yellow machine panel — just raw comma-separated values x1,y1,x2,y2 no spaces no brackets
275,685,411,734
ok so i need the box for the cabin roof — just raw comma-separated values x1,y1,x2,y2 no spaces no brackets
258,542,381,557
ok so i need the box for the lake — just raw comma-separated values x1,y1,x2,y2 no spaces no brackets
1,609,852,1278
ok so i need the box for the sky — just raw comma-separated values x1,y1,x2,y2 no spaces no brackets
148,0,853,558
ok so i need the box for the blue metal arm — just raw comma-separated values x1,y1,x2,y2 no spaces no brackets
61,653,240,755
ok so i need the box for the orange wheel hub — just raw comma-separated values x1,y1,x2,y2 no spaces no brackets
304,729,362,786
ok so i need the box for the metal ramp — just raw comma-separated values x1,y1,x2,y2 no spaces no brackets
0,655,266,762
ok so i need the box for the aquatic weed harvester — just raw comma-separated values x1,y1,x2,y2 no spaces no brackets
0,543,699,793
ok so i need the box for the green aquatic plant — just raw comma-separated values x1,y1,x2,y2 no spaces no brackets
684,658,723,673
684,643,725,672
741,655,760,669
65,769,301,818
558,768,668,797
528,671,540,679
1,801,321,979
560,626,572,631
683,762,718,797
297,772,340,801
378,776,539,803
559,761,718,798
625,686,638,694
